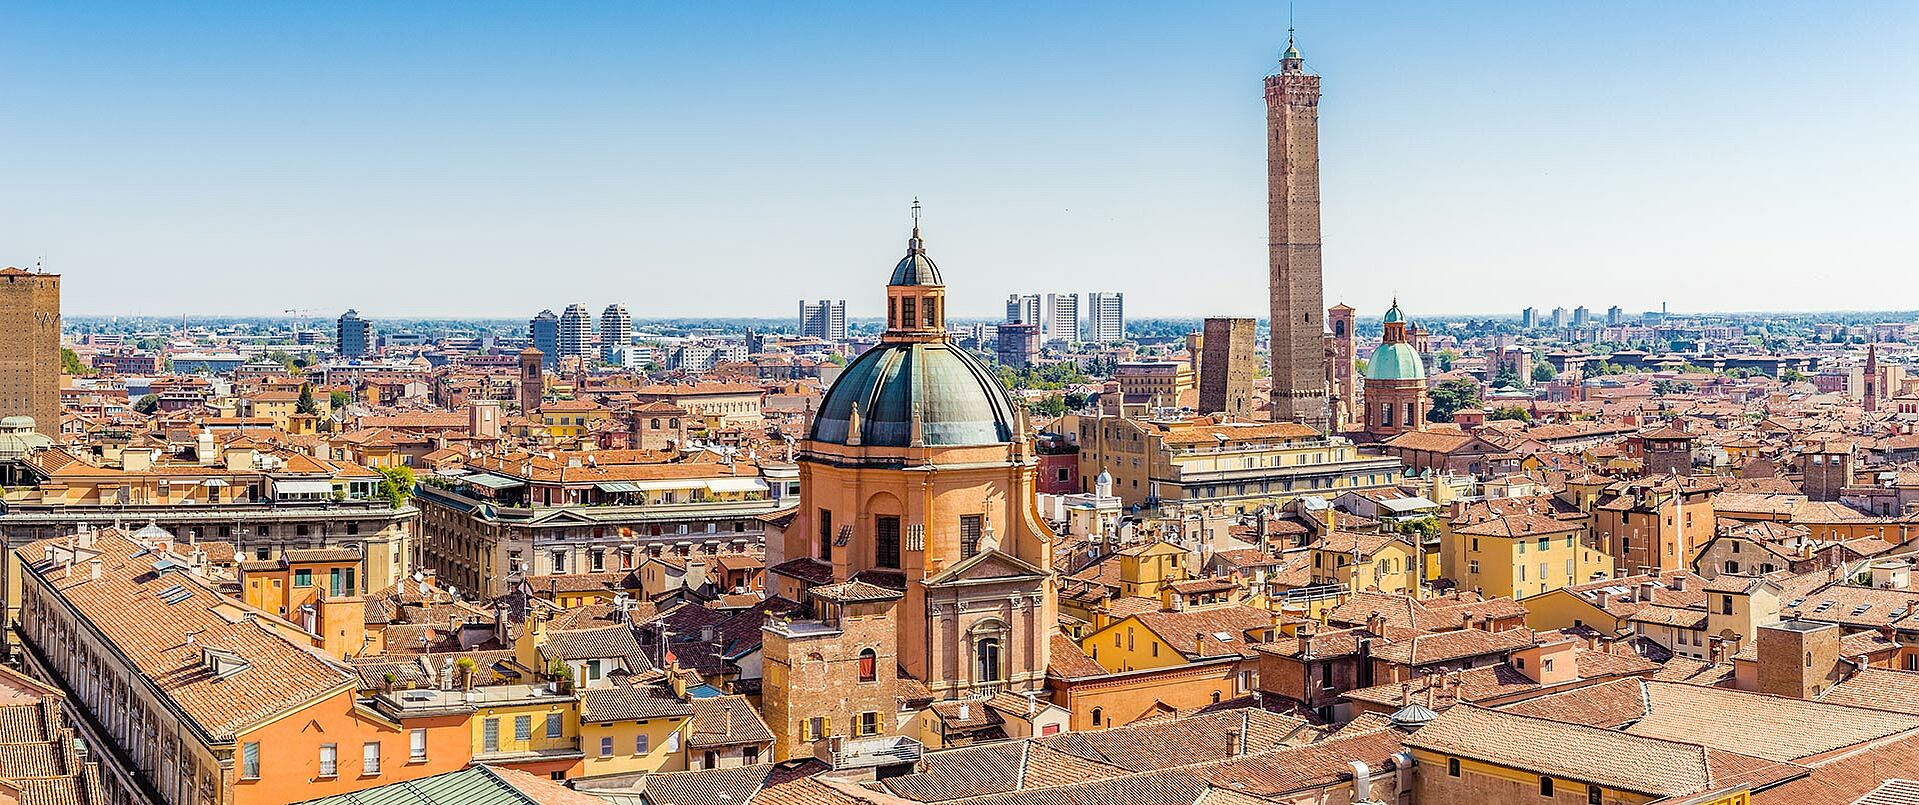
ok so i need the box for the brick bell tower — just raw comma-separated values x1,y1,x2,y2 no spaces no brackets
1266,32,1330,432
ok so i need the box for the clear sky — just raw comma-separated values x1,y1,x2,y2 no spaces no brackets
3,2,1916,321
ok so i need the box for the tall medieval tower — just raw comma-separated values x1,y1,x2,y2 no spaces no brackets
1266,36,1330,432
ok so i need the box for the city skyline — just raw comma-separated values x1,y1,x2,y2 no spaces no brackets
7,3,1918,320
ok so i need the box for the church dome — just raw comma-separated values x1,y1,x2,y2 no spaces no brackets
890,242,942,286
1366,342,1426,381
1382,301,1406,324
810,342,1018,448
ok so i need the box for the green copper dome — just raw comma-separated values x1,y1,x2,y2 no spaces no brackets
810,342,1018,447
1366,342,1426,381
1382,302,1405,324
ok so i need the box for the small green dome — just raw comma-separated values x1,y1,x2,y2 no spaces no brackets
1282,42,1301,61
1366,342,1426,381
1382,302,1405,324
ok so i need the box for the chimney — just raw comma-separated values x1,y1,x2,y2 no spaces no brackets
1671,576,1687,592
88,559,101,581
1226,729,1242,757
1594,590,1612,610
1638,581,1657,602
957,702,970,721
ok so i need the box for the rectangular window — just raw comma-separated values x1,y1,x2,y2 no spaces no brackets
666,732,681,752
362,742,380,775
960,515,984,558
409,729,427,761
319,744,338,777
600,737,614,757
860,710,880,736
294,569,313,587
1588,785,1603,805
483,719,500,752
546,713,563,738
1541,776,1554,797
875,515,901,569
636,734,650,754
515,715,532,741
1448,757,1460,777
587,660,602,681
241,742,260,779
819,508,834,561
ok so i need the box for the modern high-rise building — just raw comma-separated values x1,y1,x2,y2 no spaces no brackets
1572,306,1591,327
558,304,592,360
1521,307,1538,329
798,299,848,341
0,266,60,436
1607,305,1624,326
529,309,560,368
1265,37,1329,432
1086,292,1125,343
1550,307,1568,329
1198,317,1256,418
336,309,373,359
1005,294,1040,326
599,303,632,362
1041,293,1079,344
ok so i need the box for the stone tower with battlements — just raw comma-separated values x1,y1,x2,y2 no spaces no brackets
1266,36,1329,432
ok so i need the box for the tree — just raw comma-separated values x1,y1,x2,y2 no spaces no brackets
1392,516,1440,541
455,657,477,691
60,348,90,376
1492,366,1522,389
1489,405,1532,422
1064,392,1090,412
1435,349,1459,373
379,466,416,508
329,390,352,410
1781,368,1808,384
1030,395,1067,418
1531,360,1557,383
133,394,159,414
1426,378,1482,423
295,383,319,415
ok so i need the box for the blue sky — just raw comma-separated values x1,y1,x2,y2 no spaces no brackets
3,2,1915,320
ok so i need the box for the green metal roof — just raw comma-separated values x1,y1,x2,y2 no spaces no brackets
291,766,562,805
461,473,525,490
1366,342,1426,381
810,341,1018,447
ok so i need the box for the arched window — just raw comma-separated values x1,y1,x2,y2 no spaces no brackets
1211,691,1221,704
650,418,661,429
1091,708,1103,726
858,648,877,683
975,637,1002,683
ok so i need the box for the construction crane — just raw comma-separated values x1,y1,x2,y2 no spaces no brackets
284,308,319,337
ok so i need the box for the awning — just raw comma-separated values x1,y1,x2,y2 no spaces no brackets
706,477,770,494
627,479,698,492
273,479,333,495
201,478,230,487
461,473,525,490
595,481,643,493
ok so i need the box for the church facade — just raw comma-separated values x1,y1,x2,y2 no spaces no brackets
767,208,1058,734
